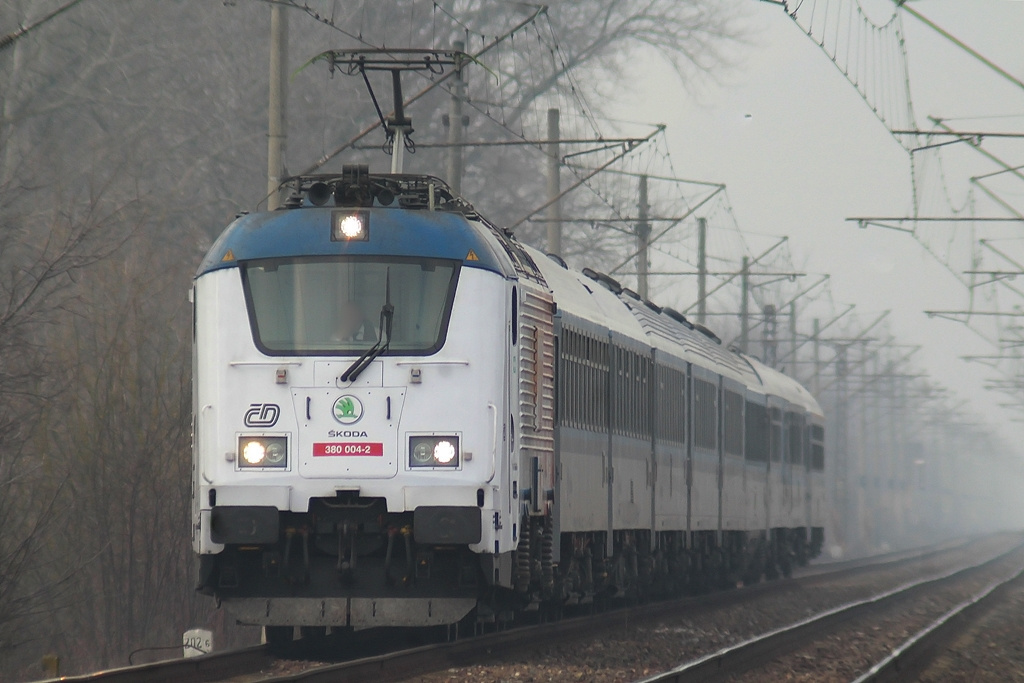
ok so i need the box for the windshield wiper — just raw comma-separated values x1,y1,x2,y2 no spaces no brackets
341,268,393,383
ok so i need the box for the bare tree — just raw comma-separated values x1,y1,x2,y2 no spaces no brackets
41,239,193,667
0,177,133,675
0,0,746,675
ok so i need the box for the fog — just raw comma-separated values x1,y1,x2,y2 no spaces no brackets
0,0,1022,677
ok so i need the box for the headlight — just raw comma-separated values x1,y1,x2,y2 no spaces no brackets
238,436,288,469
409,435,460,469
412,440,434,465
433,440,457,464
331,211,369,241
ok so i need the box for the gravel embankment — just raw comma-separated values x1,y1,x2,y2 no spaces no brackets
400,534,1022,683
728,544,1024,682
916,570,1024,682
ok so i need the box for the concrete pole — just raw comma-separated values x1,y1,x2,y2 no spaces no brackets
836,346,849,548
739,256,750,352
445,41,466,195
873,353,883,543
859,343,870,548
637,175,651,299
267,3,288,210
789,302,798,379
697,217,707,325
546,108,562,256
762,304,777,367
812,318,821,397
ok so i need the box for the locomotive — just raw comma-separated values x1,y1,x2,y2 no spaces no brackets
191,168,825,642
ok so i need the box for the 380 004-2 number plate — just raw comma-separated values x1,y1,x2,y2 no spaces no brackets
313,442,384,457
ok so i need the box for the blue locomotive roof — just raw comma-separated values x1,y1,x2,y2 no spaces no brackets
196,206,507,278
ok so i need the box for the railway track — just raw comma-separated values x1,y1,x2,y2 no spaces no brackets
636,536,1024,683
36,645,274,683
851,565,1024,683
40,534,1015,683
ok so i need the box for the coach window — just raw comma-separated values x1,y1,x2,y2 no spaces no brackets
575,333,584,429
583,335,592,429
561,329,589,431
640,356,651,438
786,412,803,466
574,332,584,429
628,353,634,436
656,365,685,444
567,331,610,433
596,339,609,431
613,347,622,434
810,424,825,470
588,336,597,430
613,349,638,438
811,442,825,471
723,390,743,457
616,349,626,436
557,331,567,427
694,379,717,450
612,347,623,435
744,401,768,462
624,349,633,436
564,331,577,429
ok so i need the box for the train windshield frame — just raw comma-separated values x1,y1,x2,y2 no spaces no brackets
240,255,461,356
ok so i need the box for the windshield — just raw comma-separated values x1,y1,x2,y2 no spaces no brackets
242,256,460,355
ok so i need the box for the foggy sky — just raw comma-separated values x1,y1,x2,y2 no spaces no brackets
617,0,1024,449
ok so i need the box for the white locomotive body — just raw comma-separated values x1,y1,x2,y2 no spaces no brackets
192,172,824,638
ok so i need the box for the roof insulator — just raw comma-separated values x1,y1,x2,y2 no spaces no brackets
582,267,622,294
661,307,693,329
643,298,662,313
621,288,641,301
693,323,721,344
546,253,568,269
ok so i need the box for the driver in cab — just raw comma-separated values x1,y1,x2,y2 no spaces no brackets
333,300,376,343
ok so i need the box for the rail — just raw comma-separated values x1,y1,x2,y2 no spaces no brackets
40,536,992,683
851,565,1024,683
39,645,272,683
634,540,1024,683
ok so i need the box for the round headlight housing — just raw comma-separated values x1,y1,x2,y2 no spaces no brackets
412,441,434,464
265,441,286,465
409,435,460,469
